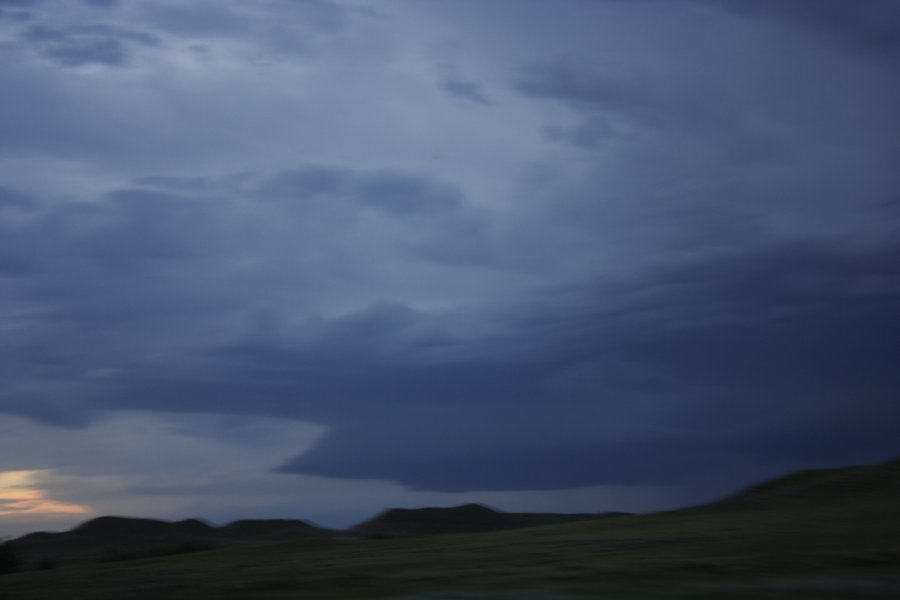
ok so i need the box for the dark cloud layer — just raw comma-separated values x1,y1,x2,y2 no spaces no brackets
442,79,492,106
7,179,895,491
281,231,900,489
23,24,158,67
623,0,900,59
715,0,900,57
1,0,899,513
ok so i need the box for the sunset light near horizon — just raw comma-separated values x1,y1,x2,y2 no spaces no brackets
0,471,92,518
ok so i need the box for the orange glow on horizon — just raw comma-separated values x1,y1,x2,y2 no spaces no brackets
0,470,92,517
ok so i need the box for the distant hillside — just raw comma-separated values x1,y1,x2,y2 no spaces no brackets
7,457,898,575
8,505,619,567
348,503,623,538
219,519,333,542
2,458,898,599
701,457,900,510
71,516,217,539
9,516,335,568
350,503,514,538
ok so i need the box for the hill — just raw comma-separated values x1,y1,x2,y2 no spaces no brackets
350,503,627,538
350,503,514,537
70,516,216,538
689,457,900,513
1,458,898,599
7,515,335,568
219,519,334,542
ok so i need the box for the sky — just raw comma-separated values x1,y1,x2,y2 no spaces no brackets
1,0,899,537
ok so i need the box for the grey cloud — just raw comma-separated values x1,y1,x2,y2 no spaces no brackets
543,117,613,149
515,65,653,114
0,8,32,21
0,164,495,432
3,190,899,493
0,63,293,167
140,0,348,56
0,185,243,407
2,0,899,506
276,233,900,490
0,0,38,13
285,423,900,492
0,253,33,277
513,63,673,149
12,195,886,492
260,165,348,201
261,165,463,217
0,186,40,275
621,0,900,58
23,24,159,67
512,61,775,156
84,189,211,269
442,79,493,106
0,396,96,428
306,301,436,359
138,2,255,39
134,176,213,193
0,185,38,212
259,164,491,266
354,172,463,217
513,7,900,176
715,0,900,58
5,188,211,276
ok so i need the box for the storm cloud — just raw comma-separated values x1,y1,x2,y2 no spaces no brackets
1,0,898,529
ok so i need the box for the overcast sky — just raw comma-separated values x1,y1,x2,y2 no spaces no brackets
1,0,899,536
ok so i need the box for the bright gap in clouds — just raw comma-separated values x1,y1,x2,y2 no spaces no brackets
0,470,92,517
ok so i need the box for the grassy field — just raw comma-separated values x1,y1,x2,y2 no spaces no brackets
1,461,899,599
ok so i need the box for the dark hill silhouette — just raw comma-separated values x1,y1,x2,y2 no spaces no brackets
350,503,515,538
699,457,900,511
6,457,898,570
71,516,216,539
219,519,332,541
2,457,899,597
9,516,337,568
348,503,625,538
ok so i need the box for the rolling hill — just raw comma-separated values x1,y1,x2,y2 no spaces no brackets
350,503,628,538
6,515,336,567
703,457,900,509
1,457,898,599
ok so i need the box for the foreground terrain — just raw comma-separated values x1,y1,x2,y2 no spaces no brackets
1,459,898,599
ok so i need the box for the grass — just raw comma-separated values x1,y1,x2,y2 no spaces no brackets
1,461,898,599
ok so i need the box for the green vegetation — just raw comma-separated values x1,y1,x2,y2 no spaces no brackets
0,540,23,575
98,541,217,563
1,459,898,599
5,515,335,569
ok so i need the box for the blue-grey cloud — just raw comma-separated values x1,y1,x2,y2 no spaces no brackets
22,24,158,67
7,195,891,491
0,0,39,8
1,0,899,513
3,175,899,492
618,0,900,59
275,229,900,490
259,165,492,265
714,0,900,58
261,165,464,218
442,79,493,106
139,0,348,57
0,185,38,212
